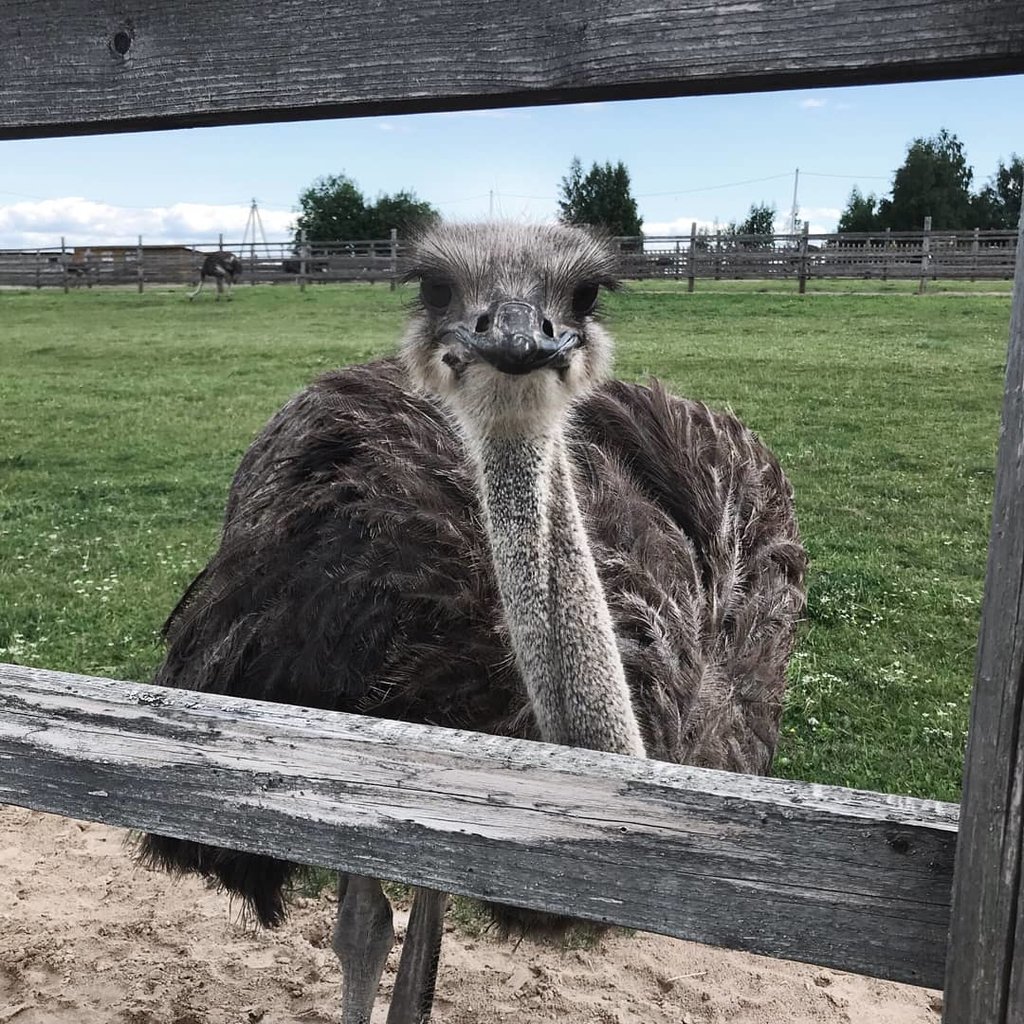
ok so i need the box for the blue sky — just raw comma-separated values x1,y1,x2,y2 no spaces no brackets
2,74,1022,248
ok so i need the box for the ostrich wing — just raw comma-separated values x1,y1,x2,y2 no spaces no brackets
573,379,806,774
156,359,522,733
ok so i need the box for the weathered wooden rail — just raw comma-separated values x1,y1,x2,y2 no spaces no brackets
2,228,1017,290
0,662,958,988
1,1,1021,138
3,2,1024,1021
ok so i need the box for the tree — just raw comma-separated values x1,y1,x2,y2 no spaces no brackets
737,201,776,237
557,158,643,238
364,190,439,238
972,154,1023,229
294,174,370,244
720,202,775,251
877,129,974,230
294,174,438,244
837,187,883,233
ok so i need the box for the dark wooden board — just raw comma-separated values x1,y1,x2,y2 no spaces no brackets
1,662,957,987
943,214,1024,1024
1,0,1023,138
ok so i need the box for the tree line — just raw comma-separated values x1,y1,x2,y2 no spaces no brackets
291,174,438,246
289,128,1022,248
838,129,1021,233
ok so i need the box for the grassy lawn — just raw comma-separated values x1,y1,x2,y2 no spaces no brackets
0,281,1012,802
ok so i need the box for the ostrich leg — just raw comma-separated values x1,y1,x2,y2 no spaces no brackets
333,874,395,1024
386,888,448,1024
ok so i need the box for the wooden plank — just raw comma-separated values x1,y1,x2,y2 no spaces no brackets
0,662,956,988
942,212,1024,1023
1,0,1023,138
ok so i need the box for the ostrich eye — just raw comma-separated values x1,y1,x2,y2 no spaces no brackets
420,280,453,310
571,283,600,317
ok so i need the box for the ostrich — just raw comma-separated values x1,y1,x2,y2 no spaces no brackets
188,250,242,301
138,222,807,1023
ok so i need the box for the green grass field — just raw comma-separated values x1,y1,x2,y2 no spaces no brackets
0,281,1012,802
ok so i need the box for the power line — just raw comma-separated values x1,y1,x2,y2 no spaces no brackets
801,171,892,180
636,173,794,198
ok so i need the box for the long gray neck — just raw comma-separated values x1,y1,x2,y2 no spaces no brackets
474,432,646,757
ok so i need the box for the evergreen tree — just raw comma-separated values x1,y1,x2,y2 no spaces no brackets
837,187,883,232
557,158,643,237
737,202,776,237
972,155,1023,229
878,129,974,230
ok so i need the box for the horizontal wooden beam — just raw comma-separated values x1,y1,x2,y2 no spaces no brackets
0,662,957,987
1,1,1023,139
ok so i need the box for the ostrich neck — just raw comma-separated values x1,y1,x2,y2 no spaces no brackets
475,431,646,757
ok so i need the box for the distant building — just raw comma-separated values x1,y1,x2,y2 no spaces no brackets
70,244,206,282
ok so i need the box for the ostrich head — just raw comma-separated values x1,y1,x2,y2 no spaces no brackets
400,222,620,439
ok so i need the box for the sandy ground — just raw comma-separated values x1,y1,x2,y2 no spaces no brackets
1,805,942,1024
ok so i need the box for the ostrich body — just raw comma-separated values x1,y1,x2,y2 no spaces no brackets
189,251,242,300
140,223,806,1023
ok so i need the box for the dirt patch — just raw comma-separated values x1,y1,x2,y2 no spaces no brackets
1,805,940,1023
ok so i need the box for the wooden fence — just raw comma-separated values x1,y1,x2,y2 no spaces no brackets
1,226,1017,291
0,234,401,290
0,662,961,989
2,2,1024,1022
628,225,1019,289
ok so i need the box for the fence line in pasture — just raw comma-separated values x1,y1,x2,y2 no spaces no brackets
0,661,958,990
0,223,1017,292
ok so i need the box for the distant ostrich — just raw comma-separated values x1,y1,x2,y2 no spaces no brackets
139,222,807,1023
188,250,242,301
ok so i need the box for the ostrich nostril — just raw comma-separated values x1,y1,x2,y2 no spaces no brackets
475,314,491,334
541,319,554,338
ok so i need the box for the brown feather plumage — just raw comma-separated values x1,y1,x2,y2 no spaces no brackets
138,353,805,928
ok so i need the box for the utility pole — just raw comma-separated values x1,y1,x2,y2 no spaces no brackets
241,198,268,282
788,168,800,237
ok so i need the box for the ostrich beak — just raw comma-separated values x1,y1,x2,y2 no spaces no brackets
453,301,581,376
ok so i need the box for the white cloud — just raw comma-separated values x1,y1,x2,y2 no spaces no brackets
799,98,827,109
798,206,843,233
0,198,295,248
642,207,844,237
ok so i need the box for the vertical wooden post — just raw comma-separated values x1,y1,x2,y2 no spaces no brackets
299,229,307,293
883,227,891,283
919,216,932,294
972,226,980,283
61,236,68,294
137,235,144,293
714,231,722,281
218,233,224,252
687,221,697,293
389,227,398,291
942,210,1024,1024
34,248,41,289
798,221,810,294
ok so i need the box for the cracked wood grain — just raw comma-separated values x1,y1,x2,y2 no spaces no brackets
1,0,1023,138
943,213,1024,1024
1,662,956,987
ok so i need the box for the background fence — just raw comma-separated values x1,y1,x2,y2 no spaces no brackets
1,224,1017,292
